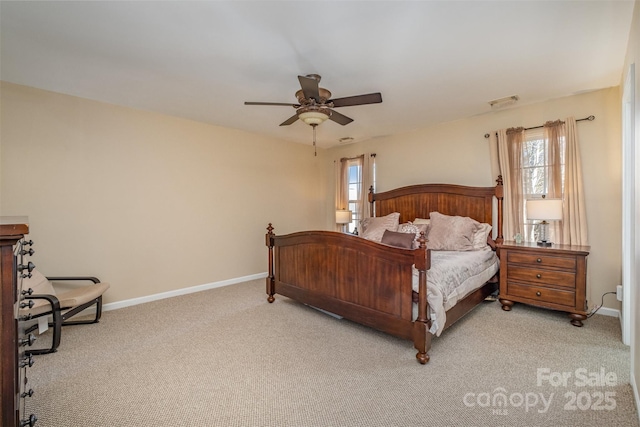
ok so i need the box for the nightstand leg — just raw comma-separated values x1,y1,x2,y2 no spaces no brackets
569,313,586,327
499,298,514,311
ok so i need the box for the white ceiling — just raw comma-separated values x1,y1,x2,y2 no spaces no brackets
0,1,635,148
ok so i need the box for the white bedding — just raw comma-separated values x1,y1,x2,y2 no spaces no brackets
412,250,499,336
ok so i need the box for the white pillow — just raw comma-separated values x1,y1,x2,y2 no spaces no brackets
413,218,431,225
472,223,492,251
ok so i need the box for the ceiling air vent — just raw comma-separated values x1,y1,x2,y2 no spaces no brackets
488,95,519,109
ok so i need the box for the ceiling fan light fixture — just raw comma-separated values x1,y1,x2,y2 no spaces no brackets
298,108,331,126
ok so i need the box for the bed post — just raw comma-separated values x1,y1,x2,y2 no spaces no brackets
495,175,504,245
368,185,375,217
413,233,432,364
266,223,275,303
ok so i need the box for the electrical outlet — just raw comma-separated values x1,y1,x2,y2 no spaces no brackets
616,285,623,301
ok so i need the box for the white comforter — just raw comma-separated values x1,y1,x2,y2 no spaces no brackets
412,250,499,336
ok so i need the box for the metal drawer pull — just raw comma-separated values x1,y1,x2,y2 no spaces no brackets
536,258,542,263
536,274,542,279
536,291,542,296
20,413,37,427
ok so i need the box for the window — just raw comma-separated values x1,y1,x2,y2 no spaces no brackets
346,159,362,233
520,128,565,242
496,117,587,246
337,154,375,233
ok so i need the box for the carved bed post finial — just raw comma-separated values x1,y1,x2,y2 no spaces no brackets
266,223,275,303
417,232,427,250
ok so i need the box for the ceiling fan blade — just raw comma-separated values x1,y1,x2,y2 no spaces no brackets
245,101,299,107
330,92,383,108
279,114,299,126
329,110,354,126
298,75,320,101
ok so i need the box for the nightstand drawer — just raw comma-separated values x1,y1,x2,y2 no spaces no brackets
507,252,576,270
507,266,576,288
507,282,576,307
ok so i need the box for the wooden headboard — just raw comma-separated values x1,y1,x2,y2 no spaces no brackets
369,176,504,243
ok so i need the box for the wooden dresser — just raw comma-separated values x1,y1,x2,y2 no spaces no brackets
1,217,37,427
497,241,590,326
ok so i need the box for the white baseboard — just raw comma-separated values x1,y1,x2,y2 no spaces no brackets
595,306,621,318
632,373,640,424
102,272,268,312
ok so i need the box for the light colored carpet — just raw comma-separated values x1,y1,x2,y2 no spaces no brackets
25,279,638,427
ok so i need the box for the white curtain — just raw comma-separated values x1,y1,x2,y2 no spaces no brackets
494,127,525,241
334,159,349,231
560,117,589,245
544,120,564,242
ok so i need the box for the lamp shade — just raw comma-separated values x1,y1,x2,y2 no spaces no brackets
299,110,329,126
335,209,352,224
526,198,563,220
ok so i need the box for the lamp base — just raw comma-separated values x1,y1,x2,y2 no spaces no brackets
536,240,553,247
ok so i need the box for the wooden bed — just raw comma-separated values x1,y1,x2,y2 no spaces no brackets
265,177,504,364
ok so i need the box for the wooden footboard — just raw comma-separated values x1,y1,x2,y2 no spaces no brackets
265,224,433,362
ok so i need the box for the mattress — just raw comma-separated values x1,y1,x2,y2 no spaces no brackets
412,249,500,336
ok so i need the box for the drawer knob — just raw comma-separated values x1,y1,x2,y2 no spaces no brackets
536,291,542,297
18,261,35,273
536,274,542,279
536,258,542,263
20,354,34,368
20,300,35,309
20,334,36,347
20,414,37,427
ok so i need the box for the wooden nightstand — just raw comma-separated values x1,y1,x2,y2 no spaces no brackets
497,241,590,326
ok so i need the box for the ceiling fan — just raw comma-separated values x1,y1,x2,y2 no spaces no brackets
245,74,382,127
244,74,382,154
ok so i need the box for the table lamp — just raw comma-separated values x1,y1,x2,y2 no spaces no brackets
335,209,352,233
526,197,563,246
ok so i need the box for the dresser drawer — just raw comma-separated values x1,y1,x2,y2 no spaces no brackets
507,266,576,288
507,252,576,270
507,282,576,307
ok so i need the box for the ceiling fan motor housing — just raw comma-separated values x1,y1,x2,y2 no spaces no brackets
295,88,332,105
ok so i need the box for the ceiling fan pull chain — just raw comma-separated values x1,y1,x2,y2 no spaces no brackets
312,124,317,156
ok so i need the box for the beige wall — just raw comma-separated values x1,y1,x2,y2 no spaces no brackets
0,82,325,304
622,0,640,414
1,82,624,316
325,88,622,313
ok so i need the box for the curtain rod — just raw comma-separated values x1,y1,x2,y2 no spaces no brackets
339,153,377,162
483,115,595,138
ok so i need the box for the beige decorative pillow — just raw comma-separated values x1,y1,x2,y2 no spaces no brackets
361,212,400,242
427,211,477,251
472,223,492,250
